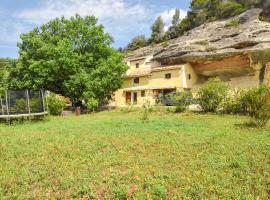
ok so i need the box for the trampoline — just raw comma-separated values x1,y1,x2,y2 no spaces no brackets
0,89,48,121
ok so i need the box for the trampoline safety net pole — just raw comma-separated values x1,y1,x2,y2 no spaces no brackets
5,91,9,115
0,94,3,115
26,89,31,114
45,91,49,112
41,89,45,112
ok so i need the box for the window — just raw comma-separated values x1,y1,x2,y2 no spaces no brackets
134,78,139,84
165,73,171,79
136,63,139,68
141,91,145,97
187,74,191,80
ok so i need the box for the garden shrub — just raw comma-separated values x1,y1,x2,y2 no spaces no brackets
86,98,99,112
30,98,42,113
241,84,270,127
169,91,193,113
15,99,27,112
198,78,229,112
222,89,248,114
15,98,42,113
47,93,66,115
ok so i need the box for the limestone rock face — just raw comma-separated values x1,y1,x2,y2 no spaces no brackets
154,9,270,64
127,9,270,66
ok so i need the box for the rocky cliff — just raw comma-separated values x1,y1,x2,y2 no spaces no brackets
127,9,270,67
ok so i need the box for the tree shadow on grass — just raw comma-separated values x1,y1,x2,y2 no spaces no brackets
234,121,267,129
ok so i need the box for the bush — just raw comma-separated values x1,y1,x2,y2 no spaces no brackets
15,99,27,112
86,98,99,112
241,84,270,127
169,91,193,113
222,89,248,114
226,18,240,27
30,98,42,113
218,1,245,19
198,78,229,112
47,93,66,115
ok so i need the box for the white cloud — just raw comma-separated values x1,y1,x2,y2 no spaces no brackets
0,21,29,45
160,8,187,30
17,0,149,24
15,0,159,47
0,0,188,52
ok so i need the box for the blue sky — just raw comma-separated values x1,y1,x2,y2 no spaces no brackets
0,0,191,58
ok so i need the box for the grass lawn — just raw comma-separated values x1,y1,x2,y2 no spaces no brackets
0,110,269,199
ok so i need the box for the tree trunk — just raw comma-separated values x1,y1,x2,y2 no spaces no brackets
74,101,82,116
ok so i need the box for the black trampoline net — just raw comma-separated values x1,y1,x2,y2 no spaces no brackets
0,90,46,115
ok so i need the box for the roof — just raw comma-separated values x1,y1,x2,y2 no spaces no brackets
124,68,151,78
123,86,176,91
151,65,182,72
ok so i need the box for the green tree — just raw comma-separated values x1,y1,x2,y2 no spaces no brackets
235,0,261,8
150,16,165,44
165,9,181,40
126,35,148,51
8,15,127,106
217,1,245,19
0,58,13,93
172,9,181,27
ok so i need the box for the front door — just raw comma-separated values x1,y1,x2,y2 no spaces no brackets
126,92,131,105
133,92,137,105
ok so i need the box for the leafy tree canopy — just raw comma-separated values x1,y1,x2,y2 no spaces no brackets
165,9,181,40
8,15,128,105
172,9,181,27
150,16,165,44
0,58,13,93
126,35,148,51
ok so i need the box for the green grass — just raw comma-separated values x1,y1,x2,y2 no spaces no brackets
0,111,269,199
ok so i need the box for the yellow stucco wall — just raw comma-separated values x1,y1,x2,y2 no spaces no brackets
184,64,198,89
112,89,125,106
130,59,146,70
229,76,259,88
128,56,153,71
123,76,150,88
150,68,182,89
